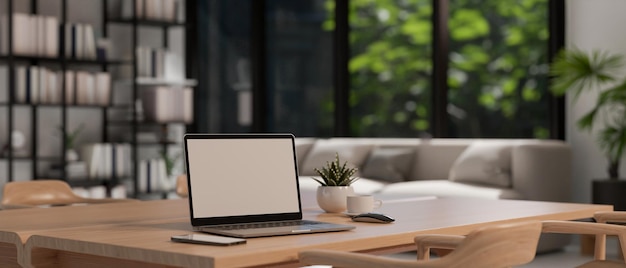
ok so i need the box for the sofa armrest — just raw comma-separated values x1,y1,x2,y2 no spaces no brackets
511,141,571,202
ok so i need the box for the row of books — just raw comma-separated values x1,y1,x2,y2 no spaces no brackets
0,14,97,60
138,158,175,193
14,66,111,106
62,22,98,60
141,87,193,123
136,47,177,78
120,0,183,22
81,143,132,179
0,13,59,57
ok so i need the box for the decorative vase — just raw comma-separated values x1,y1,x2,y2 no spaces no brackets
316,186,354,213
66,149,79,162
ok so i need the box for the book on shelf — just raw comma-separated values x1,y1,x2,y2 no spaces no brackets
81,143,132,179
13,13,30,55
38,68,49,103
96,72,112,106
83,24,97,59
44,16,59,57
13,67,110,106
141,86,193,123
0,13,58,57
138,158,172,193
119,0,183,22
62,22,97,60
28,66,39,103
15,66,26,103
136,47,186,81
65,71,75,104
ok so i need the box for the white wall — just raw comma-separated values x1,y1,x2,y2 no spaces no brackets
566,0,626,203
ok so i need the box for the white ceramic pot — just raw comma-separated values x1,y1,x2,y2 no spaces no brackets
316,186,354,213
66,149,79,162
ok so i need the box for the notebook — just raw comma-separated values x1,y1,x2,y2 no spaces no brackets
183,133,355,238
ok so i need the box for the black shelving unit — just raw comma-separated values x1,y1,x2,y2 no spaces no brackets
105,0,195,198
0,0,124,191
1,0,195,199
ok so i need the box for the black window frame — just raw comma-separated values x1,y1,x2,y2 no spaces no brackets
190,0,566,139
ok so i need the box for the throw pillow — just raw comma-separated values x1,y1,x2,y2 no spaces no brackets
360,147,415,183
299,140,373,176
449,142,513,188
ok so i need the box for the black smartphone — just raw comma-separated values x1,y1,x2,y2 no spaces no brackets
171,234,247,246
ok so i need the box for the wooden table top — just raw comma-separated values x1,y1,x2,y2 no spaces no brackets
0,199,188,268
7,197,612,268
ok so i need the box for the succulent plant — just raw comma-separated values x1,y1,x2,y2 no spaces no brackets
313,153,358,186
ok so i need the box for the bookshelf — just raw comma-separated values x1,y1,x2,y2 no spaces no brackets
0,0,194,199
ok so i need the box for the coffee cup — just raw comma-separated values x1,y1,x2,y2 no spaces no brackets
346,195,382,214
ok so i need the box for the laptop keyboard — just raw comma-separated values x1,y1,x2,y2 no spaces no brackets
210,220,322,230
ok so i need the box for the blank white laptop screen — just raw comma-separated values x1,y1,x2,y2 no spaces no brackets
186,137,300,218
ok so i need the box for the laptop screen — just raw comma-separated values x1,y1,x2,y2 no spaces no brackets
184,134,302,226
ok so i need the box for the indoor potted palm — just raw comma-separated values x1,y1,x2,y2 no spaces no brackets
313,153,359,213
550,48,626,210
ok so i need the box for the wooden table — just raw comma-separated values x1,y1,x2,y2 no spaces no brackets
0,199,188,268
0,197,610,268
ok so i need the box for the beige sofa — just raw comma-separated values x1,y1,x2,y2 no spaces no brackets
295,138,572,252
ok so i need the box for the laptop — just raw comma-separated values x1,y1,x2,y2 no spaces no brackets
183,133,355,238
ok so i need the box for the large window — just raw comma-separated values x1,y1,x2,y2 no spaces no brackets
201,0,333,137
266,0,334,136
447,0,551,138
349,0,433,137
194,0,563,139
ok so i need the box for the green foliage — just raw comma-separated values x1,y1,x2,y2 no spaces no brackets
550,48,626,179
160,150,182,177
550,49,624,100
313,153,359,186
449,9,490,40
57,124,84,150
321,0,551,137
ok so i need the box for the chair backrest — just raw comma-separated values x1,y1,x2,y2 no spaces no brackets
434,221,542,267
1,180,137,209
1,180,86,208
299,221,543,268
176,174,188,198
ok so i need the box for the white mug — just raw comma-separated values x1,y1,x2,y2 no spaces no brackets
346,195,382,214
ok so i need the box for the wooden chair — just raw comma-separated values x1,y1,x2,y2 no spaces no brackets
1,180,137,209
299,221,542,268
416,212,626,267
175,174,188,198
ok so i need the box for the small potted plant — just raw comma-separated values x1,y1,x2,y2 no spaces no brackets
313,153,359,213
57,124,84,162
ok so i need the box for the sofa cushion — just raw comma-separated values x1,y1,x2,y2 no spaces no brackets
360,146,415,183
449,142,513,187
299,140,373,176
294,138,317,169
375,180,524,200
